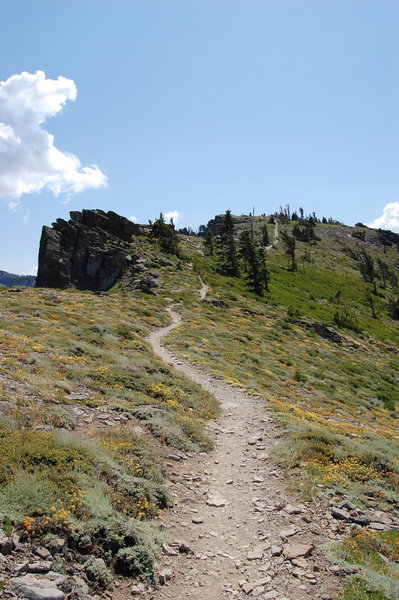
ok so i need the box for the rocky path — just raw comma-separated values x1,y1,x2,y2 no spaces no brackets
142,293,342,600
265,222,278,251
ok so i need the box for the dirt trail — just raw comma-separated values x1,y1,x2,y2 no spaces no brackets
141,285,340,600
265,221,279,251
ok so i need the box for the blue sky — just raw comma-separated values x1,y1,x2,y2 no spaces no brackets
0,0,398,274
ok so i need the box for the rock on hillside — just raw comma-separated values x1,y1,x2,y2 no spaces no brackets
207,213,257,234
36,210,147,291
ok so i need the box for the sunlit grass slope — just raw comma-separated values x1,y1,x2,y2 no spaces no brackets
0,259,218,582
167,221,399,599
170,224,399,506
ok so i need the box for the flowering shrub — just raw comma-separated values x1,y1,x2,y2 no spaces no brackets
21,490,87,536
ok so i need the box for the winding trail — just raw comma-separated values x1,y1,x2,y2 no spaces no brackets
265,221,279,251
141,284,340,600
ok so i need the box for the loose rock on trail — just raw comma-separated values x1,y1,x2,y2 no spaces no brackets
136,293,342,600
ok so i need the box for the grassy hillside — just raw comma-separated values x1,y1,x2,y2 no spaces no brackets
0,247,218,590
1,217,398,597
166,219,399,599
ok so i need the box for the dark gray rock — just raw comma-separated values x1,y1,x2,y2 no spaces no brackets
0,530,15,555
158,568,173,584
27,561,53,573
331,507,352,522
337,500,357,511
34,547,52,560
36,210,144,291
135,276,158,294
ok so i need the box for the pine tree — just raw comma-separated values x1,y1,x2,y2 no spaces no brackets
261,224,270,247
281,230,297,271
377,258,391,289
204,229,216,255
365,287,377,318
217,210,239,277
238,230,269,296
258,244,269,293
150,213,179,255
359,250,377,294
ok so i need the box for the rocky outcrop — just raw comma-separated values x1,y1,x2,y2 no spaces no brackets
207,213,256,234
35,210,145,291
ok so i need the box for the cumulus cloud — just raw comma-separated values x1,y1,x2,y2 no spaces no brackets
128,214,137,222
164,210,181,224
368,202,399,232
0,70,107,204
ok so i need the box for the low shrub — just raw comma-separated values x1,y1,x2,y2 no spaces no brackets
84,557,113,590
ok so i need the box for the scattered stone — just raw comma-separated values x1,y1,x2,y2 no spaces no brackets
292,557,308,568
14,560,30,574
131,583,146,595
330,565,341,575
257,453,269,461
347,514,367,526
301,514,312,523
192,516,204,524
271,544,283,557
283,543,315,560
0,531,15,555
370,511,392,525
158,568,173,585
252,586,265,597
175,540,194,554
241,577,271,595
370,522,387,531
247,434,262,445
27,561,53,574
162,543,178,556
284,504,304,514
10,576,65,600
280,527,298,539
206,496,226,507
337,500,357,511
253,476,264,483
331,507,351,522
167,454,184,462
246,548,263,560
34,547,52,560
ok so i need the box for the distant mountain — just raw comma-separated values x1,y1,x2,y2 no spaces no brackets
0,269,36,287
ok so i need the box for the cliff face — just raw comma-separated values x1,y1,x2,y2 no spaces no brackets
36,210,144,291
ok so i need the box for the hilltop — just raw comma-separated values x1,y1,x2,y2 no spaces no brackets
0,209,398,600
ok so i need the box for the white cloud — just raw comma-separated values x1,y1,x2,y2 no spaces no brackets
0,70,107,203
368,202,399,232
128,214,137,222
164,210,181,224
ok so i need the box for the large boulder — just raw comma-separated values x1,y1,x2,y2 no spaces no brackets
35,210,145,291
